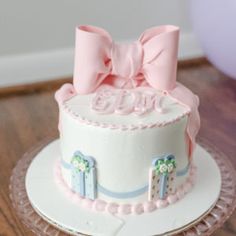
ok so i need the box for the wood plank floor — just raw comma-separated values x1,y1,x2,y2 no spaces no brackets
0,60,235,235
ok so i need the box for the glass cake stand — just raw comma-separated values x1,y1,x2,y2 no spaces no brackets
9,137,236,236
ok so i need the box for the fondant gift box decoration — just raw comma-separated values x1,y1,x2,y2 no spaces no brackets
149,155,176,201
71,151,97,200
55,24,200,215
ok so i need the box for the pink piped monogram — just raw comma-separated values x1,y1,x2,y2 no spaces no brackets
91,88,164,116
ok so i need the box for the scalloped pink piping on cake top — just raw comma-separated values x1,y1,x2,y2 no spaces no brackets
60,101,190,131
54,83,191,132
54,160,197,215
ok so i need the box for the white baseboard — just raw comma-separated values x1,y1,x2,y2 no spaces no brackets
0,48,74,87
0,32,203,88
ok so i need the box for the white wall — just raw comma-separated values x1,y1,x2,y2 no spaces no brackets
0,0,202,87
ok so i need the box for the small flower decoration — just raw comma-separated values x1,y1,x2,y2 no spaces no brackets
71,155,90,173
72,159,79,168
155,158,176,175
159,163,168,173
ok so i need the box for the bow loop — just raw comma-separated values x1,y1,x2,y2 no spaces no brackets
73,25,112,94
140,25,179,91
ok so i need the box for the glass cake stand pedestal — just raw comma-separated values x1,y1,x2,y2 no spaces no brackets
9,137,236,236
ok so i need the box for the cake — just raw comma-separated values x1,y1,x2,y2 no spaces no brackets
55,25,200,215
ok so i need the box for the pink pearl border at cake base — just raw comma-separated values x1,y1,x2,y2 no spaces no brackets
54,160,197,215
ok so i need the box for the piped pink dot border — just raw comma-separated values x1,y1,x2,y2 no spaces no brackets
61,103,190,131
54,160,197,215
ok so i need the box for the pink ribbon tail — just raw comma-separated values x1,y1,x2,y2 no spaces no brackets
170,83,200,158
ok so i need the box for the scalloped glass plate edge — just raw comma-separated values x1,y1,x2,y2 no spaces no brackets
9,137,236,236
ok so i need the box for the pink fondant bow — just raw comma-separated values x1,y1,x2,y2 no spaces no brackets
73,25,179,94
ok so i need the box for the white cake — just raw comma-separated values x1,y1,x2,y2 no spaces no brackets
55,25,200,215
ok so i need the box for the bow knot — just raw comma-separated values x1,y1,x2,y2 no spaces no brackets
111,41,143,79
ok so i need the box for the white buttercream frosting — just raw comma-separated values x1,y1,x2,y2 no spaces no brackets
58,87,191,204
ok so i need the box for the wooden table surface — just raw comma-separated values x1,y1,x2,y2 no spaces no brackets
0,60,235,236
